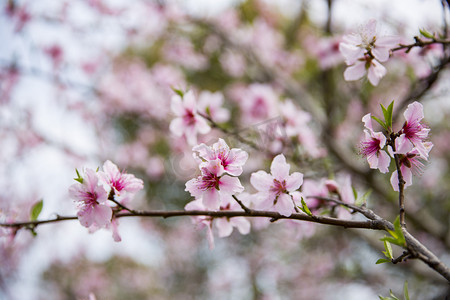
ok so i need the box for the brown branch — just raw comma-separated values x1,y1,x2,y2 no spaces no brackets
1,201,449,281
391,37,450,53
0,209,386,230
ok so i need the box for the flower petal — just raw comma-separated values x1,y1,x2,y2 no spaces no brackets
250,171,273,192
343,61,366,81
270,154,290,180
274,194,294,216
285,172,304,192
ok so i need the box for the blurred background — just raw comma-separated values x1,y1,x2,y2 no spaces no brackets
1,0,449,299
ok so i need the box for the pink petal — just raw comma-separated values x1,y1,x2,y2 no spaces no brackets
362,113,373,131
376,36,400,48
219,175,244,194
365,19,377,37
77,207,94,227
193,143,215,161
169,118,184,137
253,192,273,210
202,188,220,209
270,154,290,180
185,178,203,199
250,171,273,192
390,170,399,191
215,218,233,237
230,217,251,235
395,134,414,154
170,94,185,116
183,91,197,111
195,116,211,134
285,172,303,192
372,47,390,63
404,101,424,123
93,204,113,227
401,165,413,188
274,194,294,216
377,151,391,174
367,60,386,86
343,61,366,81
339,43,364,65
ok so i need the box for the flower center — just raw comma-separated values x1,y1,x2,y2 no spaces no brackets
183,110,196,126
361,138,381,157
270,179,287,196
199,172,220,191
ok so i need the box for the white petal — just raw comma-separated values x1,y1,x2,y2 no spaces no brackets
274,194,294,217
250,171,273,192
270,154,290,180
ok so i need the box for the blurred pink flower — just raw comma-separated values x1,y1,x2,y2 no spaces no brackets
197,91,230,123
215,196,251,238
340,19,399,86
250,154,303,216
69,169,112,228
170,91,211,145
185,198,215,249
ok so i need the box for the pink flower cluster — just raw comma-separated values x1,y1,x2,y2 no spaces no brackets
360,101,432,191
339,19,398,86
69,160,144,240
185,139,247,209
184,139,249,248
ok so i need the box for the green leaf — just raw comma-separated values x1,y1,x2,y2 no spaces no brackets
355,189,371,207
171,87,185,97
381,216,406,247
389,290,400,300
385,101,394,129
352,187,358,202
74,169,83,183
299,198,313,216
419,28,434,39
376,258,391,264
403,281,410,300
382,240,393,259
30,199,43,221
371,115,388,131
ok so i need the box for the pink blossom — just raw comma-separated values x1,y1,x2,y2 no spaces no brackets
398,101,430,158
359,113,391,173
185,199,214,249
340,19,398,86
279,100,326,158
44,44,64,70
193,138,248,176
185,159,244,209
170,91,211,145
250,154,303,216
69,169,112,228
390,139,433,191
214,197,251,238
238,84,278,124
197,91,230,123
98,160,144,204
343,56,387,86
